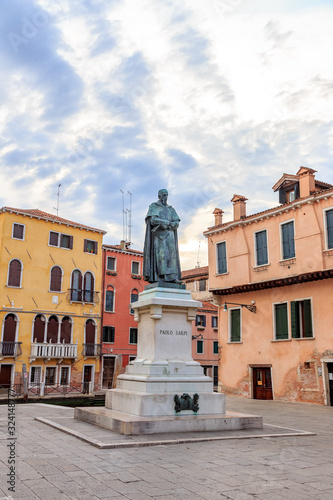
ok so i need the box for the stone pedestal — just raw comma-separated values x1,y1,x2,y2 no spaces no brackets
75,287,262,434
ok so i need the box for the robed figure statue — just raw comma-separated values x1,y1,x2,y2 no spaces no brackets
143,189,182,284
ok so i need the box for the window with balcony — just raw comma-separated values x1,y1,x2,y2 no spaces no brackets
50,266,62,292
12,223,25,240
49,231,73,249
130,288,139,315
1,313,18,356
326,209,333,249
281,221,295,260
71,269,83,302
255,230,268,266
229,309,241,342
216,241,227,274
197,340,204,354
103,326,115,343
129,327,138,344
105,286,114,312
291,299,313,338
131,261,140,275
7,259,22,287
84,319,97,356
274,303,289,340
107,256,116,271
84,239,98,254
83,272,95,303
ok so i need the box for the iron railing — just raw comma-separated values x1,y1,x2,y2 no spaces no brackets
82,343,102,357
67,289,100,303
0,341,22,357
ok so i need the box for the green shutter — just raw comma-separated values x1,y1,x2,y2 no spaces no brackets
217,242,227,274
303,300,313,337
327,210,333,249
290,301,298,338
275,303,288,339
230,309,241,342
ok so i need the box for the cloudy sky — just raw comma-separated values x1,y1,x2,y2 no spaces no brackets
1,0,333,269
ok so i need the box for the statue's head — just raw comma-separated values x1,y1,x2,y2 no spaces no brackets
158,189,168,205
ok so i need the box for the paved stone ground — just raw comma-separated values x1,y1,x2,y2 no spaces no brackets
0,396,332,500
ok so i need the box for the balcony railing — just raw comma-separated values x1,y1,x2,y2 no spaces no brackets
67,289,100,304
30,342,78,359
0,341,22,357
82,343,102,357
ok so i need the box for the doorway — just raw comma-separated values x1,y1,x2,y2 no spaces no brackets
253,367,273,400
328,363,333,406
0,364,13,390
102,357,115,389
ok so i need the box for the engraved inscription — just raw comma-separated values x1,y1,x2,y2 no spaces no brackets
176,331,187,335
160,330,173,335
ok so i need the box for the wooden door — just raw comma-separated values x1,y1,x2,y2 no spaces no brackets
328,363,333,406
253,367,273,400
102,357,115,389
0,365,12,389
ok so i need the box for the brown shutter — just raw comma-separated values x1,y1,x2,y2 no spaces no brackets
60,317,71,343
8,260,21,287
3,314,16,342
49,232,59,246
33,315,45,343
69,236,73,249
94,241,98,254
84,239,88,252
50,266,62,292
47,316,58,343
13,224,24,239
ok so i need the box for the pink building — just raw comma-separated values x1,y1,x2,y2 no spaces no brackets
204,167,333,405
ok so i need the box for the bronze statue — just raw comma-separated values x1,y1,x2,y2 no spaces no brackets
143,189,182,284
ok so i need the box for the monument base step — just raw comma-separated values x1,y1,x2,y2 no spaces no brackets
74,407,263,435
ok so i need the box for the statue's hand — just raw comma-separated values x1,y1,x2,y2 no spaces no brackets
170,222,178,229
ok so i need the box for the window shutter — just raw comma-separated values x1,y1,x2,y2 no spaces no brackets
275,303,288,339
8,260,21,287
294,183,299,200
230,310,240,342
256,231,268,266
13,224,24,239
290,301,298,338
195,315,199,326
279,189,286,204
327,210,333,249
217,242,227,274
303,300,313,337
49,232,59,246
56,267,62,291
289,222,295,257
94,241,98,254
202,315,206,327
84,239,88,252
69,236,73,249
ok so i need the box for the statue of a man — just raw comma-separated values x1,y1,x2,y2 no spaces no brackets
143,189,182,284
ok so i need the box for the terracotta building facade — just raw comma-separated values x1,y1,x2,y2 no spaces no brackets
204,167,333,405
101,242,143,389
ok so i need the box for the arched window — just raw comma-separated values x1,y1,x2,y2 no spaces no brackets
47,315,59,343
105,286,114,312
85,319,96,356
60,316,72,343
7,259,22,287
50,266,62,292
33,314,46,343
84,272,94,303
2,314,17,355
71,270,83,301
130,288,139,315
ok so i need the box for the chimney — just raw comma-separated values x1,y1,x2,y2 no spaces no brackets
213,208,224,226
231,195,248,221
297,167,316,198
120,240,126,249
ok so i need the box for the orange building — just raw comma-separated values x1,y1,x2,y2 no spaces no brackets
182,267,219,388
204,167,333,405
101,242,143,389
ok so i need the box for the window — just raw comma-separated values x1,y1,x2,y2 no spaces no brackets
7,259,22,287
216,241,227,274
60,317,72,343
103,326,115,343
12,223,25,240
84,272,95,303
49,231,73,249
274,303,289,340
326,209,333,249
84,239,98,254
129,327,138,344
131,261,140,275
199,280,206,291
213,341,219,354
281,221,295,260
130,289,139,315
45,367,56,385
291,299,313,338
60,367,70,385
195,315,206,327
105,286,114,312
2,314,17,355
255,230,268,266
197,340,204,354
229,309,241,342
30,366,41,385
50,266,62,292
47,315,59,343
85,320,96,356
71,269,83,301
107,256,116,271
212,316,218,328
33,314,46,343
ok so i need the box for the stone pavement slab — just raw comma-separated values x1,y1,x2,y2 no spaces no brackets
0,397,332,499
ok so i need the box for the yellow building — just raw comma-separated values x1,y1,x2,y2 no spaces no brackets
0,207,106,396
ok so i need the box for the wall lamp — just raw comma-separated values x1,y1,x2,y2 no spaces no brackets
223,301,256,313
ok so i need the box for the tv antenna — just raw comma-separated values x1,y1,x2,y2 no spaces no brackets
127,191,132,247
196,240,201,268
53,184,61,216
120,190,133,246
